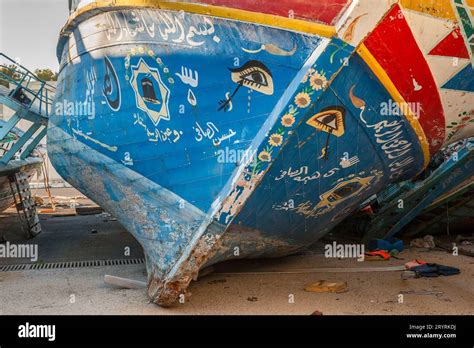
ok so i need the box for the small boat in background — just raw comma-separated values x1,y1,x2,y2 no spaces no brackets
355,138,474,242
49,0,474,305
0,122,42,214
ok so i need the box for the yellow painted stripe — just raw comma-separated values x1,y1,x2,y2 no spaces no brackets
357,43,430,171
400,0,455,20
400,0,474,21
63,0,336,37
429,179,473,207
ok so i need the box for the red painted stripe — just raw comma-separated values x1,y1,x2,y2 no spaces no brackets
363,4,445,154
192,0,351,25
429,28,470,59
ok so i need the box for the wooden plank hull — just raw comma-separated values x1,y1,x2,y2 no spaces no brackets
50,1,474,305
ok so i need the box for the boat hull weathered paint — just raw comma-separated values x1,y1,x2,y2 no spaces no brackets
49,0,473,305
0,158,42,213
50,6,332,305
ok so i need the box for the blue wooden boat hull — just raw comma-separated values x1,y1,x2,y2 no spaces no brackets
49,6,431,305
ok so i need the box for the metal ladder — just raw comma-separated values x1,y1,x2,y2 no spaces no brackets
9,171,41,238
0,52,55,239
0,52,54,163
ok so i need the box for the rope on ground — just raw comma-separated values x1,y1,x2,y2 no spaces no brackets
212,266,406,275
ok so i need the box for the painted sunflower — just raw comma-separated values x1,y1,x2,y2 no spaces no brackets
281,113,295,127
269,133,283,147
294,92,311,108
258,151,272,162
310,72,328,91
301,68,315,83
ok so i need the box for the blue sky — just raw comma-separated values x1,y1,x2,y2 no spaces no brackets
0,0,69,72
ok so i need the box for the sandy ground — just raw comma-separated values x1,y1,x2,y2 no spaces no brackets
0,188,473,315
0,250,472,315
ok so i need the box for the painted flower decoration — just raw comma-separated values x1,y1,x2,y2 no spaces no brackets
269,133,283,147
281,113,295,127
295,92,311,108
301,68,315,83
310,72,328,91
258,151,271,162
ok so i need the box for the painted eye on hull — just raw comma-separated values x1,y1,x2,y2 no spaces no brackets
243,70,267,85
230,60,274,95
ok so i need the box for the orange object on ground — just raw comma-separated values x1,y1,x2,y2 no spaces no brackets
404,259,428,270
364,250,391,261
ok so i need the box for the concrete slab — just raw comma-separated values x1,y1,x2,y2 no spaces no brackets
0,188,472,314
0,249,472,314
0,210,143,264
0,187,144,264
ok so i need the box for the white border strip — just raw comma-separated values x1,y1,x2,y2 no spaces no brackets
336,0,360,32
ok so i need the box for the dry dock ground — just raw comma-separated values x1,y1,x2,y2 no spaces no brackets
0,188,473,315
